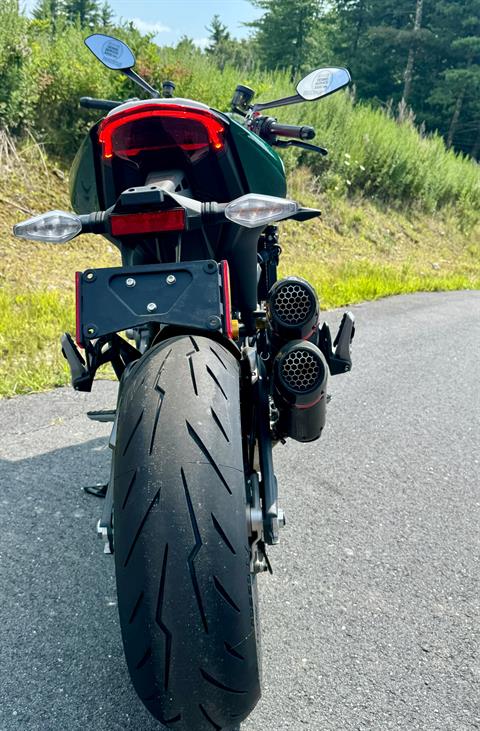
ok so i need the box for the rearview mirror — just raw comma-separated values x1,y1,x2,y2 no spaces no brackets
297,67,351,101
84,34,135,71
252,66,351,113
84,33,160,98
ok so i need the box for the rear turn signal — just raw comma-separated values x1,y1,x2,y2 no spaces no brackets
13,210,82,244
225,194,298,228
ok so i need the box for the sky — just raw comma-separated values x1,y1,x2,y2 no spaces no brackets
22,0,263,49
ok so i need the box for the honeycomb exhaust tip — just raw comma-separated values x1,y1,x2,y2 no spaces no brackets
271,280,316,327
279,346,324,393
272,340,328,442
267,277,319,341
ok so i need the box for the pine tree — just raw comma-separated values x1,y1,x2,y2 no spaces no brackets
206,15,230,53
206,14,254,71
100,1,113,29
426,0,480,152
63,0,100,27
33,0,64,23
247,0,322,80
206,14,232,70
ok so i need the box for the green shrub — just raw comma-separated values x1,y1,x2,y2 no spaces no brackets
0,2,479,220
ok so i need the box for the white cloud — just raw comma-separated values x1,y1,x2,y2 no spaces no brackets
128,17,171,35
192,37,209,51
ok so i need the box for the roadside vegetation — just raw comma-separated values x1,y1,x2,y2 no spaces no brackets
0,1,479,396
1,146,477,397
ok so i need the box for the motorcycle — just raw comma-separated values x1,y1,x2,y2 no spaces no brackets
13,33,355,731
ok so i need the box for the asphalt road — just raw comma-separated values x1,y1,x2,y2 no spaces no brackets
0,291,479,731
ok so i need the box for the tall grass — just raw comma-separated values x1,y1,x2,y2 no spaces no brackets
0,289,73,396
0,5,478,220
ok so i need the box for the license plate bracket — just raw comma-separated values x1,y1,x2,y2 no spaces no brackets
76,260,224,345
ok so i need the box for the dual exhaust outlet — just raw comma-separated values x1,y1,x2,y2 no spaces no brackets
266,277,328,443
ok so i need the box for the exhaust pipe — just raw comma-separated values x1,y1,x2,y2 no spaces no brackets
272,340,328,443
266,277,319,344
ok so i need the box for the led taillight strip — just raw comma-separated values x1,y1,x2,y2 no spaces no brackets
98,104,225,159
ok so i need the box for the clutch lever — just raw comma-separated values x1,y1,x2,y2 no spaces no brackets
273,139,328,156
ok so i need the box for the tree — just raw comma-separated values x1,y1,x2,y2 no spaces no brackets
425,1,480,152
247,0,323,80
206,14,230,54
401,0,424,106
32,0,64,26
205,14,255,71
100,1,113,29
206,14,233,70
63,0,100,27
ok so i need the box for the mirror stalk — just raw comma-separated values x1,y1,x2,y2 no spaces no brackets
250,67,351,113
252,94,302,113
123,68,160,98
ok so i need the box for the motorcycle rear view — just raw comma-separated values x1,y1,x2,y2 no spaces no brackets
12,33,355,730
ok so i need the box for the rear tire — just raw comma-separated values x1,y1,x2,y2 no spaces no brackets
113,335,260,730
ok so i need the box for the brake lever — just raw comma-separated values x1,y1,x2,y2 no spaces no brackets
273,139,328,156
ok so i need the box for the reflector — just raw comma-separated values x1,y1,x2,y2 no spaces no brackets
221,260,233,339
13,210,82,244
225,194,298,228
110,209,186,236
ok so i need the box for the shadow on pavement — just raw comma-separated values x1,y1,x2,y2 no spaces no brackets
0,436,166,731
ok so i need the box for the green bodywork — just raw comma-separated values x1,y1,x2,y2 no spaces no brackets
70,132,100,215
227,114,287,198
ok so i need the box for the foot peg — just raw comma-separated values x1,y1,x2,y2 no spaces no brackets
84,483,108,498
61,332,92,391
318,311,355,375
87,410,116,423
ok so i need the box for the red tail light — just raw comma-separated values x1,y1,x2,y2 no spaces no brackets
75,271,83,348
221,260,233,340
98,104,225,161
110,209,186,237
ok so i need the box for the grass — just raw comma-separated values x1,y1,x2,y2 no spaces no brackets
0,157,478,398
0,8,478,398
0,149,119,396
0,289,72,396
281,168,480,304
1,10,479,219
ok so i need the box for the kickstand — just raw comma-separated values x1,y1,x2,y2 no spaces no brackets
84,483,108,498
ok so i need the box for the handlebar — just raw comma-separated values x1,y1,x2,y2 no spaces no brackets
266,120,316,141
79,97,123,111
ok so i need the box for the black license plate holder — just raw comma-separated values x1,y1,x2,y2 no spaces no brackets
76,260,224,345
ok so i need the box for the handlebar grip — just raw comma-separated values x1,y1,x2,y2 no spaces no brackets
267,121,316,140
79,97,122,111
